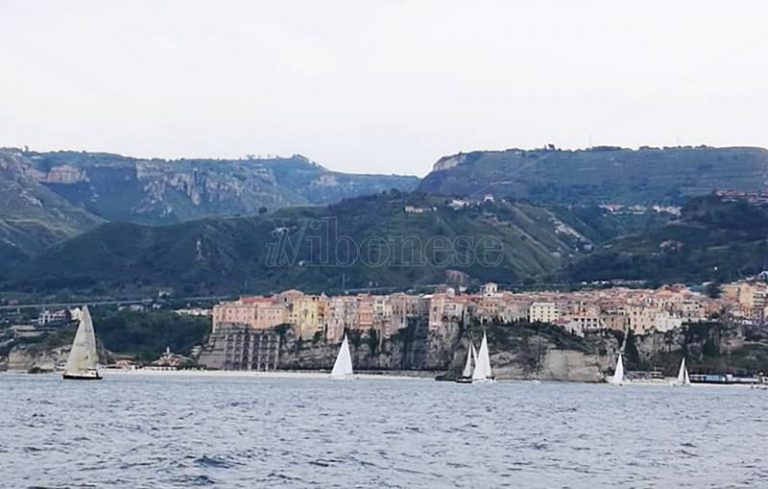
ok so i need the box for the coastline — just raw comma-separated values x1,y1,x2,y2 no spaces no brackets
92,368,435,381
4,369,765,388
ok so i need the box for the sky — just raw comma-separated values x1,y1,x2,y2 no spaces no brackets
1,1,767,176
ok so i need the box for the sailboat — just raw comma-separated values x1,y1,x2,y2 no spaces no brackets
607,352,624,385
63,305,101,380
675,357,691,386
471,331,494,383
456,343,477,383
330,334,354,379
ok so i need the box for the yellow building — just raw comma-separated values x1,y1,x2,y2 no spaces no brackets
291,295,329,340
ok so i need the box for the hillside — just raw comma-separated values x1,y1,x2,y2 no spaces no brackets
5,193,601,296
2,148,419,225
567,195,768,284
418,146,768,205
0,151,104,271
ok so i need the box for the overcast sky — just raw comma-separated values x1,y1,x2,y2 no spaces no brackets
1,1,767,176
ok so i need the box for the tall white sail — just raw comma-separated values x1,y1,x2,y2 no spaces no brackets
330,335,353,378
461,343,475,378
472,332,493,382
676,357,690,385
610,353,624,385
64,306,99,377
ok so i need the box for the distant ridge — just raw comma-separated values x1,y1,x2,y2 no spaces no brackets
0,148,418,269
0,151,104,271
419,146,768,205
0,148,419,226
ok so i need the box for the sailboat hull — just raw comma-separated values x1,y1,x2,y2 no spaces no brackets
330,374,354,380
472,378,496,384
454,377,473,384
63,371,102,380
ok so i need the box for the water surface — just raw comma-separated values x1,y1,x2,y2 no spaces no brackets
1,373,765,488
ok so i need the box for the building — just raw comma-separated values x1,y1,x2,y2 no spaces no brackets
212,301,256,332
290,294,328,340
326,296,358,342
36,309,67,326
212,297,287,333
529,302,560,323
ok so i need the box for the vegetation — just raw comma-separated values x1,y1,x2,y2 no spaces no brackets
5,193,600,296
419,146,768,206
5,145,768,296
0,152,103,272
479,319,593,353
90,309,211,361
567,195,768,283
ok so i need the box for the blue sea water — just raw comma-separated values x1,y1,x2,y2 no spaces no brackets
0,373,766,488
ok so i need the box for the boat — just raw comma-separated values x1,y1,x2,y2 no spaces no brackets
63,305,102,380
330,334,354,379
674,357,691,386
471,331,495,383
689,373,760,385
455,343,477,383
607,352,624,385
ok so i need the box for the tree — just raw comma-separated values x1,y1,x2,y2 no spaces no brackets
705,281,722,299
624,329,641,367
312,330,323,345
366,330,379,355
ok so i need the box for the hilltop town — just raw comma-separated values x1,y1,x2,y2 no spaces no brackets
209,280,766,341
197,278,768,375
3,277,767,379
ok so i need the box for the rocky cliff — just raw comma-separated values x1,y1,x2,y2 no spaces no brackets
197,319,768,381
0,151,104,271
198,321,613,382
0,327,109,373
628,320,768,375
5,149,419,225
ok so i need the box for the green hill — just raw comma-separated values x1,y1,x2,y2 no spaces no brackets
418,146,768,205
567,195,768,284
5,193,599,296
0,151,104,271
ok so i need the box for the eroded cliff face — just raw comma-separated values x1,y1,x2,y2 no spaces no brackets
6,344,69,372
199,321,613,382
0,152,104,268
40,164,89,184
2,150,418,225
629,321,768,375
432,153,467,172
2,336,110,373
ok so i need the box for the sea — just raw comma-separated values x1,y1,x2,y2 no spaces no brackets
1,372,766,488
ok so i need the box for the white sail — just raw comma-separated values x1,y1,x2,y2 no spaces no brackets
64,305,99,377
677,357,690,385
330,335,353,378
610,353,624,385
461,343,475,378
472,332,493,382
